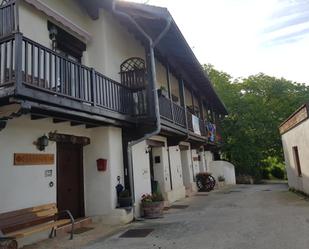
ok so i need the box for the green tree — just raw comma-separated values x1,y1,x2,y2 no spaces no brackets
204,64,309,178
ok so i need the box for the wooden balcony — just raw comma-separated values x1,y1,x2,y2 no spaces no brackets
158,94,186,128
0,33,146,125
158,94,223,146
0,1,223,145
159,94,207,137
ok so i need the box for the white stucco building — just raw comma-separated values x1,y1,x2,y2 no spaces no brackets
0,0,230,245
280,104,309,194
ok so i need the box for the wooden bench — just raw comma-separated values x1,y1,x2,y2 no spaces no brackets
0,203,74,247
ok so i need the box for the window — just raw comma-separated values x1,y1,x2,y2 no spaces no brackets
48,21,86,63
293,146,302,177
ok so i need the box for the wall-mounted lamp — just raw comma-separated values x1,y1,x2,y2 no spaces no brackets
49,26,58,51
35,135,49,151
145,146,151,154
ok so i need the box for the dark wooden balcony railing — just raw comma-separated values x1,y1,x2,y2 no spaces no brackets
0,35,15,87
186,109,194,132
0,0,18,38
0,33,223,143
199,118,206,136
172,102,186,127
0,33,146,116
159,94,172,120
159,95,186,127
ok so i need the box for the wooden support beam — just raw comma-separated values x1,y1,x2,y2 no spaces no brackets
53,118,67,123
86,124,99,129
70,121,84,126
31,114,47,120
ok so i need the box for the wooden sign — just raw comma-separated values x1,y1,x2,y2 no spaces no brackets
14,153,55,166
279,105,308,134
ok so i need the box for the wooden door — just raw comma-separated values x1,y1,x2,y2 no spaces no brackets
57,142,84,218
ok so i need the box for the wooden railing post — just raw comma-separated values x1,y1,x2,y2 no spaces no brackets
179,78,188,131
165,62,174,123
90,68,96,106
14,32,23,93
15,0,20,32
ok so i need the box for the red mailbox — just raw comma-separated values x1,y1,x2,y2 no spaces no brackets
97,158,107,172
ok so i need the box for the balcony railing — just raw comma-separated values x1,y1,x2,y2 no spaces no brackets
159,94,186,127
0,0,18,38
0,32,222,143
158,97,222,141
0,33,146,117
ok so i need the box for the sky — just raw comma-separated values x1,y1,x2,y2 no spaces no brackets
123,0,309,84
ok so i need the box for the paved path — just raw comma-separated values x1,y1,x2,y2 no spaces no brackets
83,184,309,249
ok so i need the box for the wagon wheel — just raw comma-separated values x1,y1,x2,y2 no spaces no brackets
0,239,18,249
208,175,216,190
201,175,216,191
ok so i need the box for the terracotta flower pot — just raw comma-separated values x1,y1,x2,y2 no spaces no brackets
142,201,164,218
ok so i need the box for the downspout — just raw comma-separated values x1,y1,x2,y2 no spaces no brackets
111,2,172,218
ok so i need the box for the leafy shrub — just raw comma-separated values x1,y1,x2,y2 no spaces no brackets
270,166,285,179
141,192,164,203
260,168,271,179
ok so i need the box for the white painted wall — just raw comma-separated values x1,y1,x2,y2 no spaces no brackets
168,146,184,189
0,115,124,218
131,141,152,216
152,146,171,193
208,161,236,185
281,119,309,194
155,59,167,90
166,146,186,202
84,126,124,216
191,149,200,177
204,151,214,172
198,149,206,172
180,149,193,188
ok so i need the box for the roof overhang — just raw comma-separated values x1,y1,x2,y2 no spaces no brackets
115,1,228,115
90,1,228,115
279,104,309,135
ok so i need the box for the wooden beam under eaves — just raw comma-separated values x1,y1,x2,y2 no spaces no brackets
53,118,67,123
31,114,48,120
86,124,100,128
70,121,84,126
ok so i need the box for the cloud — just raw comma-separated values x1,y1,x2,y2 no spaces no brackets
262,0,309,46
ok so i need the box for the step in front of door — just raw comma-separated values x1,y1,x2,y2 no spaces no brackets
56,217,92,236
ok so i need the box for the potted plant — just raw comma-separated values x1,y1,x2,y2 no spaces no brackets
218,175,225,188
141,192,164,218
157,86,169,98
118,190,132,208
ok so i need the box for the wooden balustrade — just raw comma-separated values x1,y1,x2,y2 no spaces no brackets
0,34,222,142
0,35,15,87
0,34,146,116
159,94,172,120
172,102,186,127
186,109,194,132
0,0,18,38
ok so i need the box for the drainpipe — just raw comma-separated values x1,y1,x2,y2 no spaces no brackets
111,1,172,218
